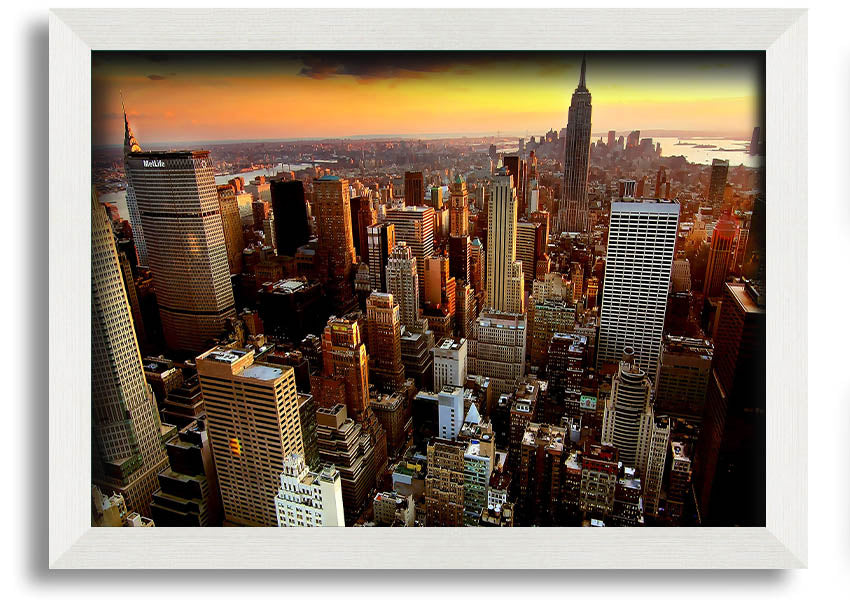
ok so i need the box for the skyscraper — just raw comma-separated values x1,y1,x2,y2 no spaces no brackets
196,347,303,527
366,292,406,393
366,222,395,293
385,205,435,299
601,348,653,469
314,175,357,313
694,280,765,526
597,198,679,378
449,174,469,237
703,218,738,298
216,183,245,275
404,171,424,206
122,111,147,266
123,135,236,353
386,242,422,332
468,311,527,397
486,170,524,314
560,55,593,233
270,180,311,256
316,315,371,422
91,188,169,517
708,159,729,208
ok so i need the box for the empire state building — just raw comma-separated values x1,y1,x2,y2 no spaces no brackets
560,55,592,234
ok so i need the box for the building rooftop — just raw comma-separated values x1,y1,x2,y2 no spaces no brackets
203,348,249,364
240,365,283,381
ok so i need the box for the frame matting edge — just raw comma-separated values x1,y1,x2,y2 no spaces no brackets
47,7,808,569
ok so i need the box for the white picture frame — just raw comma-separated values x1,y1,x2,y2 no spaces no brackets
49,8,807,569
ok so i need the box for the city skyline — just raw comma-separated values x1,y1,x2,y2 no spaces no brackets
93,51,764,145
92,50,766,530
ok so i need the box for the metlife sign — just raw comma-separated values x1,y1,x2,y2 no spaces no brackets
143,159,165,168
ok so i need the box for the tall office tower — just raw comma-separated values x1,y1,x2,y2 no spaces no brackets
91,188,169,517
385,242,423,332
122,111,148,266
315,315,370,422
455,283,477,339
569,261,584,304
502,155,527,215
607,130,616,149
597,198,679,377
449,174,469,236
150,419,222,527
216,184,245,274
703,218,738,298
366,292,405,393
263,213,276,250
425,438,467,526
527,296,576,369
671,257,692,292
385,205,435,298
349,195,365,259
448,234,471,284
626,130,640,149
655,336,713,421
469,238,485,292
516,423,567,525
654,166,668,199
695,281,765,526
486,170,524,313
357,200,377,262
749,126,761,155
600,348,652,467
432,337,468,392
424,255,456,330
404,171,424,206
124,145,236,353
516,221,542,289
580,444,619,517
196,347,303,526
315,404,378,523
468,311,527,397
366,223,396,292
545,333,587,422
270,180,311,257
274,454,345,527
313,175,357,313
642,416,671,517
252,200,271,230
560,55,593,233
707,158,729,208
116,250,146,347
298,393,320,469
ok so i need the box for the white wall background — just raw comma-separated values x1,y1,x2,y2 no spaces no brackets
3,0,846,596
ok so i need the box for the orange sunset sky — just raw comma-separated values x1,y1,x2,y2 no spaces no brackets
92,51,764,145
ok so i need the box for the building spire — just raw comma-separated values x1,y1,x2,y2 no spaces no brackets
578,54,587,90
122,91,141,155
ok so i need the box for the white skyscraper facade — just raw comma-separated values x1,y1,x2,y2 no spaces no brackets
432,337,468,392
275,454,345,527
597,198,679,377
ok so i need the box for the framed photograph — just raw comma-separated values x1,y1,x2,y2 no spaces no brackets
49,8,806,568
